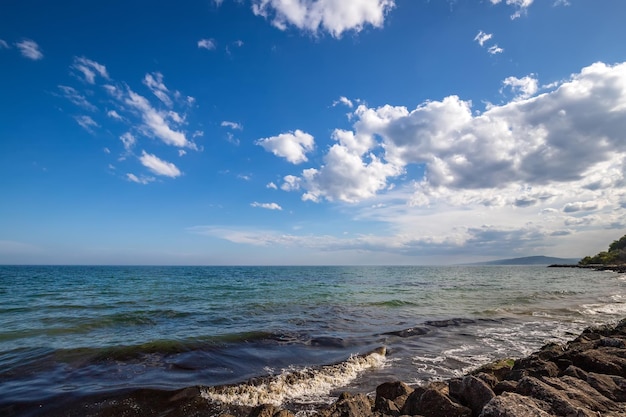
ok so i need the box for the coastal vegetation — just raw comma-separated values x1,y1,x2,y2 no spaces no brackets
579,233,626,265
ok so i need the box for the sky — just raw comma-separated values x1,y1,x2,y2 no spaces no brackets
2,0,626,265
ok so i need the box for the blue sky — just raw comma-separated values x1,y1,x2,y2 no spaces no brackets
2,0,626,265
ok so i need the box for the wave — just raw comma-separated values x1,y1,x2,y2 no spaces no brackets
201,347,386,407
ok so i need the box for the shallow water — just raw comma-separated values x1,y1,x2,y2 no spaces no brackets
0,265,624,414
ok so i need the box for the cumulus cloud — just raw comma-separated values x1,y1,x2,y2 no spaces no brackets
251,202,283,210
72,56,109,84
257,129,315,164
139,151,182,178
333,96,354,108
501,74,538,100
198,38,217,50
277,62,626,207
251,0,395,38
15,39,43,60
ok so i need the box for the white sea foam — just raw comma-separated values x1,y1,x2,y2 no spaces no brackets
582,301,626,316
201,348,386,407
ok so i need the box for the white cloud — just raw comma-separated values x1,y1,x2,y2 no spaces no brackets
501,74,538,100
251,0,395,38
126,173,155,184
0,39,9,49
107,110,123,120
490,0,534,19
74,115,99,132
267,182,278,190
124,89,196,149
256,129,315,164
221,120,243,130
120,132,136,151
139,151,182,178
72,56,109,84
15,39,43,60
487,44,504,55
58,85,97,111
281,175,301,191
143,72,173,107
474,31,493,47
278,61,626,211
198,38,217,50
333,96,354,108
251,202,283,210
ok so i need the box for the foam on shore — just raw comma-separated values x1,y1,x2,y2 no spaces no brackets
201,347,386,407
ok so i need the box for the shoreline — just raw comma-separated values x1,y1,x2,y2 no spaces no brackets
548,263,626,274
8,318,626,417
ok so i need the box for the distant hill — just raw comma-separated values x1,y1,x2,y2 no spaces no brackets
470,256,580,266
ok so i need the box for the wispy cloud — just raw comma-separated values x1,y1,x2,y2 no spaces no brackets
198,38,217,50
474,31,493,47
74,115,99,132
143,72,173,107
489,0,534,19
251,202,283,210
221,120,243,130
58,85,97,111
15,39,43,60
0,39,9,49
487,44,504,55
124,89,196,149
126,173,155,184
72,56,109,84
139,151,182,178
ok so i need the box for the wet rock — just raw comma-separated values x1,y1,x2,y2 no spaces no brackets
375,381,414,412
493,381,517,396
561,365,588,380
479,392,552,417
249,404,279,417
449,375,495,416
318,392,373,417
472,359,515,381
401,382,471,417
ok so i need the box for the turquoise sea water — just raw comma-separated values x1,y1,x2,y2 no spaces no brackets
1,265,625,415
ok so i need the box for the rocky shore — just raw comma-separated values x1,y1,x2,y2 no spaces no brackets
27,318,626,417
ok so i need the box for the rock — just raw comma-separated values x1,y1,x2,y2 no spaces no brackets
376,381,414,400
479,392,552,417
567,347,626,376
418,387,472,417
475,372,499,389
493,381,517,396
586,372,626,402
561,365,588,380
401,382,471,417
249,404,279,417
472,359,515,381
274,410,295,417
318,392,373,417
516,376,612,416
376,398,400,416
449,375,496,416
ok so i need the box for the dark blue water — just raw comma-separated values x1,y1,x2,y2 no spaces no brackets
1,265,624,412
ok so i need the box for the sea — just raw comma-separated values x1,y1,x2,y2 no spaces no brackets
1,265,625,416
